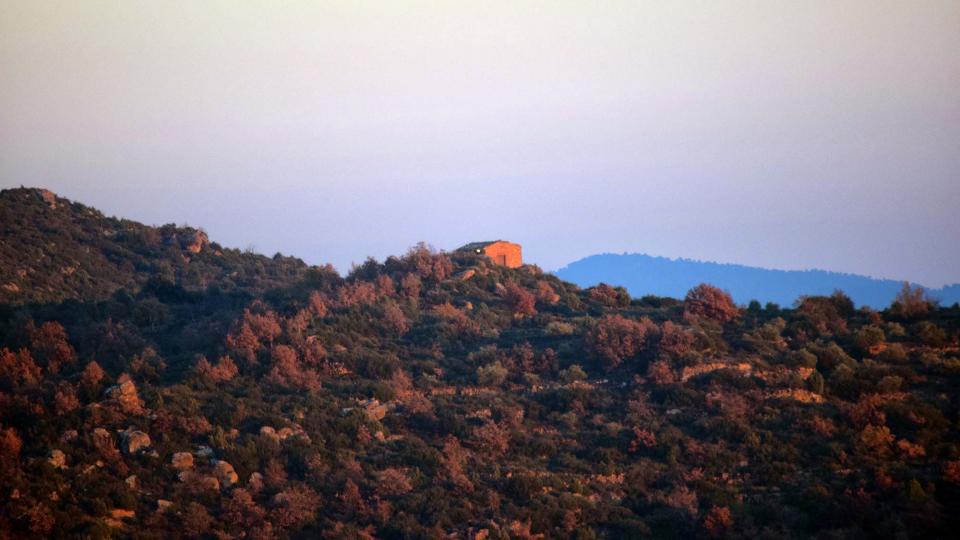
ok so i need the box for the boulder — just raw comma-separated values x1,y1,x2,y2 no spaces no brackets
171,452,194,470
200,476,221,491
48,449,67,469
104,375,144,414
120,427,151,455
111,509,135,520
248,472,264,492
259,426,279,442
361,399,389,421
213,460,239,487
92,428,114,453
104,508,135,529
38,189,58,209
184,230,208,254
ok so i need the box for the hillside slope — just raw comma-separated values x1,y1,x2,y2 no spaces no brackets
0,193,958,538
0,187,308,305
556,252,960,308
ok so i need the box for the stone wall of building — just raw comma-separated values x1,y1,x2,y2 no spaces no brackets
482,241,522,268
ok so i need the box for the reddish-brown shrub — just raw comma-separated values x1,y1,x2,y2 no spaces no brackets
267,345,320,393
586,315,657,370
683,284,739,323
402,243,453,282
0,424,22,472
53,382,80,415
376,468,413,497
536,282,560,305
438,436,473,493
502,282,537,317
81,360,105,387
647,359,677,385
472,420,510,457
589,283,629,307
0,348,41,388
382,301,410,336
658,321,694,357
27,321,76,374
703,506,732,536
195,355,239,383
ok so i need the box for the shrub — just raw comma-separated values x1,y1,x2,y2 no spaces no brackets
586,315,657,370
684,284,739,323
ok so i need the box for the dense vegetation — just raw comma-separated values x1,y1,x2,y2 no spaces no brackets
0,188,308,305
1,189,959,539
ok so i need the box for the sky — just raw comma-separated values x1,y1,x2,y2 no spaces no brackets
2,1,959,286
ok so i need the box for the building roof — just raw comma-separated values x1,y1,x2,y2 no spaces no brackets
456,240,515,252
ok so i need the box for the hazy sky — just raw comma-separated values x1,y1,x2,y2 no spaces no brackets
2,1,959,285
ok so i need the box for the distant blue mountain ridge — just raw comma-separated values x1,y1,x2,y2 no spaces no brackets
553,253,960,309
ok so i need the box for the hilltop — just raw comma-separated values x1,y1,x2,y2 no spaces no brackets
0,191,958,538
0,187,308,305
556,252,960,308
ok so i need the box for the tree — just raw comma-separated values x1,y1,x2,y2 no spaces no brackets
703,506,732,537
658,321,694,357
0,347,41,390
472,420,510,457
308,291,329,317
267,345,320,393
684,284,739,323
53,382,80,415
194,355,238,383
0,425,22,473
376,468,413,497
587,315,657,370
536,281,560,305
890,282,935,319
80,360,105,387
270,485,321,530
382,300,411,336
477,361,508,386
503,282,537,317
27,321,75,374
402,243,452,282
589,283,630,307
853,325,885,355
438,436,473,493
181,503,213,538
222,489,265,531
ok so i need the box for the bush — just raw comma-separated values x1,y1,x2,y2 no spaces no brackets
586,315,658,370
684,284,739,323
477,361,508,386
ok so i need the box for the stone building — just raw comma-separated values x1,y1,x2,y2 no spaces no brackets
457,240,522,268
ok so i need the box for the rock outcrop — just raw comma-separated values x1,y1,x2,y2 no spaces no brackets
171,452,194,470
120,427,151,455
48,449,67,469
185,230,208,254
213,460,239,487
104,374,144,415
259,426,280,442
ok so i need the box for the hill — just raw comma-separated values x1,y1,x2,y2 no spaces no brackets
555,252,960,308
0,191,959,538
0,187,309,305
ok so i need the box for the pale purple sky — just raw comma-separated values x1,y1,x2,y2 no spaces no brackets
2,1,959,286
